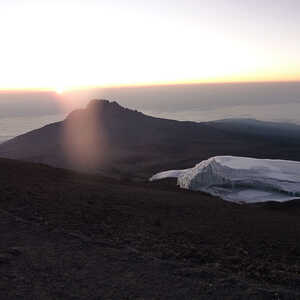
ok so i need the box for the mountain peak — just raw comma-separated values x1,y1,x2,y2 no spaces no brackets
67,99,128,120
87,99,124,111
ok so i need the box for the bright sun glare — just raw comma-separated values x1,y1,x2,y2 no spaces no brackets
56,88,64,94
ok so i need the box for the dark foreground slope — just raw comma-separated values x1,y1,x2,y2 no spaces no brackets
1,158,300,299
1,100,300,179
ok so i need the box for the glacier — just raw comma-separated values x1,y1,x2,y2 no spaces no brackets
150,156,300,204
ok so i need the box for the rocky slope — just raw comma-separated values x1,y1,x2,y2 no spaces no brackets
1,99,299,179
0,158,300,298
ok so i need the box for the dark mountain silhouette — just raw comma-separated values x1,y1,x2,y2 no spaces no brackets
0,99,300,179
208,118,300,144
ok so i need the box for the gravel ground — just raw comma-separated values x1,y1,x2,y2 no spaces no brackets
0,158,300,299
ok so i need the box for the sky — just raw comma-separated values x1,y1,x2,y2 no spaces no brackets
0,81,300,143
1,0,300,92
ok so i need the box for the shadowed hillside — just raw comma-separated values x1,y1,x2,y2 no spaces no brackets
0,99,300,179
208,118,300,144
0,157,300,298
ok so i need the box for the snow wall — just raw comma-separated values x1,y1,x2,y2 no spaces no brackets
150,156,300,204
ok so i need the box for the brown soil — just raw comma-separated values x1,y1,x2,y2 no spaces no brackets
0,158,300,299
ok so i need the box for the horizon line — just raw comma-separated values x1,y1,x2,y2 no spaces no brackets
0,78,299,93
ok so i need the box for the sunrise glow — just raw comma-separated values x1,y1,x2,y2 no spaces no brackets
0,1,299,91
55,88,64,94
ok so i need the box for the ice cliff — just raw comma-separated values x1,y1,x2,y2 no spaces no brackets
150,156,300,203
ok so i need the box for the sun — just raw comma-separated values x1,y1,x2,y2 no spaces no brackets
55,88,64,94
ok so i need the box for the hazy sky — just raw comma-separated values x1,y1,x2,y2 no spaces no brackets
1,0,299,91
0,81,300,142
1,81,299,119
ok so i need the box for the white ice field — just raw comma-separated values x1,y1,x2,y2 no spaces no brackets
150,156,300,204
